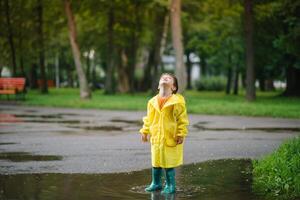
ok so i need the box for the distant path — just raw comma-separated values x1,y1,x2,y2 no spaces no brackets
0,105,299,174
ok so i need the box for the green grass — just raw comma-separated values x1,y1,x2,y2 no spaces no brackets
186,90,300,118
252,137,300,200
18,88,300,118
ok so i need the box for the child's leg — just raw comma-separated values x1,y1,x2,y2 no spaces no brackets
145,167,162,192
161,168,176,194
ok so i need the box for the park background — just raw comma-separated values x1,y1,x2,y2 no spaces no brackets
0,0,299,199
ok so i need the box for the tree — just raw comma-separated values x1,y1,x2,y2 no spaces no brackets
64,0,91,99
244,0,256,101
170,0,187,93
37,0,48,94
4,0,16,76
276,0,300,96
104,1,115,94
140,1,169,93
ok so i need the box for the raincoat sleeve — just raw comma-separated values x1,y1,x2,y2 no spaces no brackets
175,103,189,137
139,101,152,135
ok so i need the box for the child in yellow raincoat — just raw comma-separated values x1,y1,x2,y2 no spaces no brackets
140,73,189,194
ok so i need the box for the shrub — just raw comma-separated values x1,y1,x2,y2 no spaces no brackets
195,76,226,91
252,137,300,200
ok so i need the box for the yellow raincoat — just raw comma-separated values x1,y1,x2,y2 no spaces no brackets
139,93,189,168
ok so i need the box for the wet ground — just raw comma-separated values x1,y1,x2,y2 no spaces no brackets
1,159,263,200
0,105,299,199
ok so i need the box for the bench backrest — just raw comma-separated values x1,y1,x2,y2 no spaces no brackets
0,78,26,91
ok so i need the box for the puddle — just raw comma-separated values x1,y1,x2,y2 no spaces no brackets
0,114,23,123
195,121,210,125
14,114,63,119
0,113,89,124
67,125,123,131
193,123,300,132
0,142,17,145
0,152,63,162
18,119,87,124
23,109,38,113
111,119,143,126
202,137,282,141
56,113,79,116
0,159,267,200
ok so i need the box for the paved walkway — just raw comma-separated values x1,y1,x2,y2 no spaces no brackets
0,105,299,174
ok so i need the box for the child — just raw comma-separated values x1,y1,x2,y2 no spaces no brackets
139,73,189,194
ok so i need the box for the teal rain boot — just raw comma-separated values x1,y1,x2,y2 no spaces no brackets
161,168,176,194
145,167,162,192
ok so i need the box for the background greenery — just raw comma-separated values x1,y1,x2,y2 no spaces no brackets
13,88,300,119
252,137,300,200
1,0,299,97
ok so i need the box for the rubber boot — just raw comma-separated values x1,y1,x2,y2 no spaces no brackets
161,168,176,194
145,167,162,192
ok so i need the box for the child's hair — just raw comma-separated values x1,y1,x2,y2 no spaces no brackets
159,73,178,94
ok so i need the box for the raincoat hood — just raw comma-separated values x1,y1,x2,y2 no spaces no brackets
149,93,186,112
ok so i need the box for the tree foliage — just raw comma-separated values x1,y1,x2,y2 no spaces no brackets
0,0,298,96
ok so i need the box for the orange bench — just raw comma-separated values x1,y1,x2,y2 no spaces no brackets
0,78,26,100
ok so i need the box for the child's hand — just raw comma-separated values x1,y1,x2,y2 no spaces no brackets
141,133,148,142
176,136,183,144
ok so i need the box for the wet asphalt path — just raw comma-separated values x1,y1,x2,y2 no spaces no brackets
0,105,299,174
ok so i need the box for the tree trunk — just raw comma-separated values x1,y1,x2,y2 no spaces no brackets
86,55,90,83
128,38,137,93
66,63,73,87
55,53,60,88
258,77,265,91
244,0,256,101
37,0,48,94
141,9,168,92
241,72,246,89
18,1,26,77
117,49,130,93
142,49,154,91
265,79,275,91
200,54,207,77
186,51,192,89
233,66,239,95
128,2,141,93
91,63,96,89
151,12,169,94
159,13,169,64
283,65,300,96
30,63,38,89
4,0,17,76
104,2,115,94
170,0,187,93
64,0,91,99
226,67,232,94
18,35,25,77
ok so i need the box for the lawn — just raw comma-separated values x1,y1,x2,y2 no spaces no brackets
20,88,300,118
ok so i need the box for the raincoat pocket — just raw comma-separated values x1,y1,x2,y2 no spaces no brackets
165,123,177,147
150,124,159,144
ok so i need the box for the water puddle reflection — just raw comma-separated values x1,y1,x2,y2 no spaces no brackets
110,119,142,126
0,152,63,162
67,125,123,131
0,159,267,200
193,122,300,132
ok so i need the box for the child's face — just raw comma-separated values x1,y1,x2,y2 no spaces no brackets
158,74,176,92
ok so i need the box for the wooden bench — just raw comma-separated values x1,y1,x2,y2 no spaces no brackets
0,78,26,100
